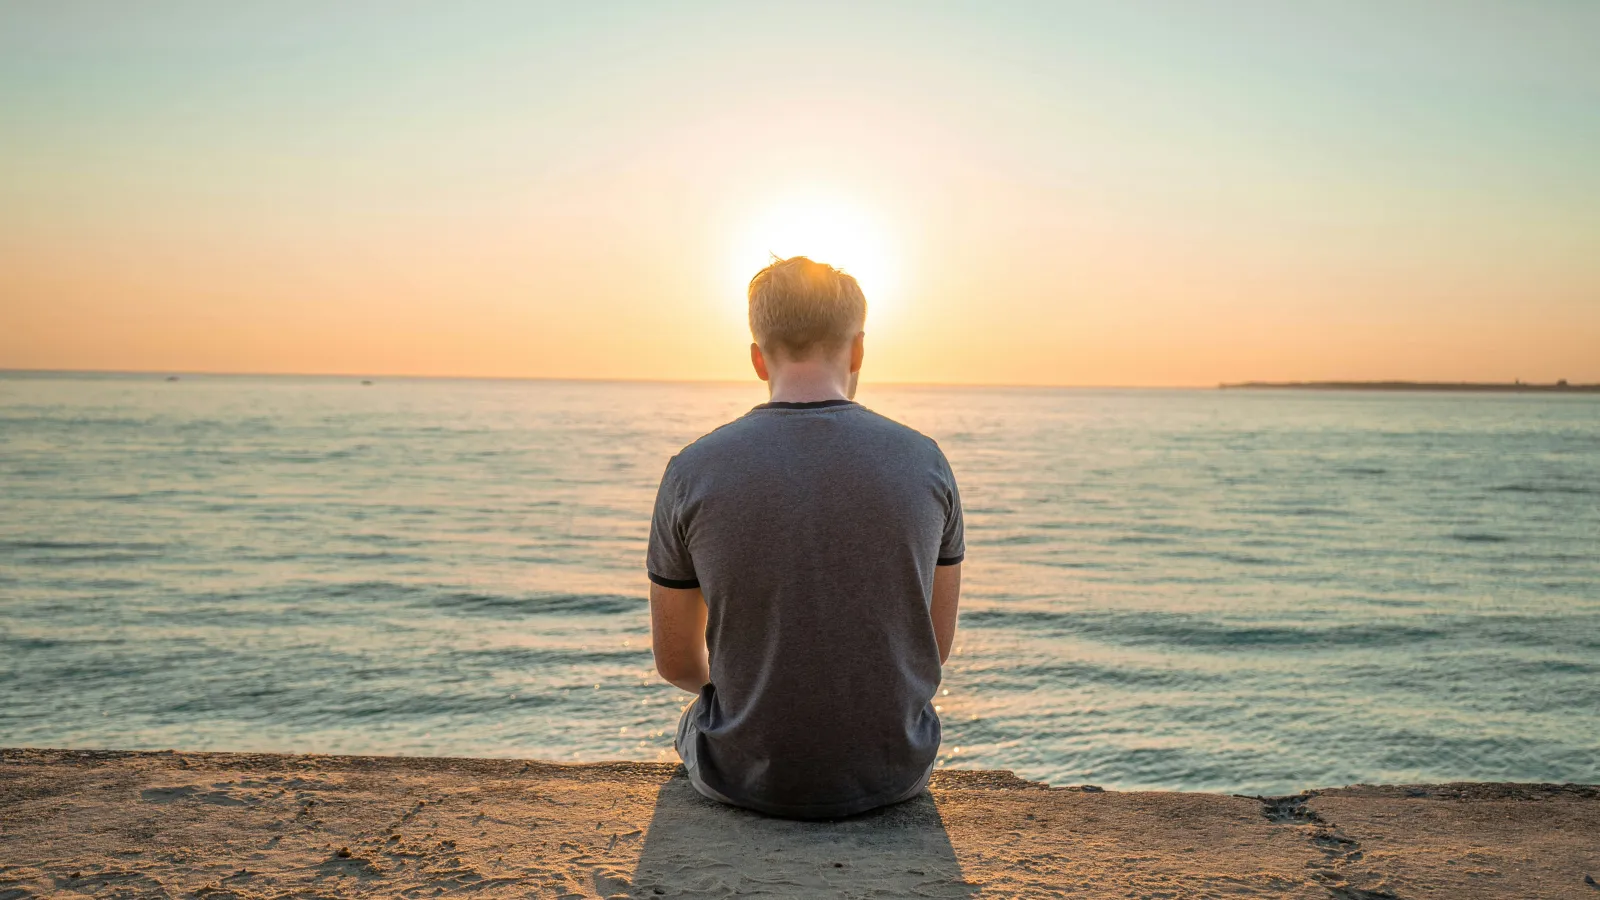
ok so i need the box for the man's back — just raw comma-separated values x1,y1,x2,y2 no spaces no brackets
648,398,964,818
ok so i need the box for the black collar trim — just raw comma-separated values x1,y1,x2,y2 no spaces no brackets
755,398,857,410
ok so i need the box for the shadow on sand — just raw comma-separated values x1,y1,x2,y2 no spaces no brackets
628,769,975,898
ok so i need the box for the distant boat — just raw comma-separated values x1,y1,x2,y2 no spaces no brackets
361,380,374,386
165,376,179,382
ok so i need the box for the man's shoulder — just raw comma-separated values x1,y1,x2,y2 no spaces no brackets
848,405,944,453
667,413,757,465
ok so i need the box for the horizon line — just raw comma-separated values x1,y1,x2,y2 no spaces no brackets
0,366,1217,391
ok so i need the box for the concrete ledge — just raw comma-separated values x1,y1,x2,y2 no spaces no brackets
2,748,1596,898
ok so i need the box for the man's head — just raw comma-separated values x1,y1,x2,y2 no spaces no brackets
747,256,867,398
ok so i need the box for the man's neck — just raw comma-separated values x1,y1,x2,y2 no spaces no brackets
766,365,852,404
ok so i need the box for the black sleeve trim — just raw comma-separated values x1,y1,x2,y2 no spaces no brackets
648,572,701,589
936,553,965,566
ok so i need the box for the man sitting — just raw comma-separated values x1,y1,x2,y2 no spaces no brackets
647,255,965,819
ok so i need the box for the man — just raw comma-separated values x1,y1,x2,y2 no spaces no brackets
646,255,965,819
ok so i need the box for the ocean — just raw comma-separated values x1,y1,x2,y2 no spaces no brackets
2,372,1596,795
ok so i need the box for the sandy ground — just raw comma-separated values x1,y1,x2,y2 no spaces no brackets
1,749,1596,899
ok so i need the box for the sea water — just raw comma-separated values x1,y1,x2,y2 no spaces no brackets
2,372,1596,794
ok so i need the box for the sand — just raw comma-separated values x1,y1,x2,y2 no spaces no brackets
1,749,1595,899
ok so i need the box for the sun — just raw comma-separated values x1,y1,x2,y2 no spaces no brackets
727,192,897,325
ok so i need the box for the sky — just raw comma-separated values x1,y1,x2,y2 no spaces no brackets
2,1,1597,386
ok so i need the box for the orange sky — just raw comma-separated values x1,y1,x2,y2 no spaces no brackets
3,4,1597,385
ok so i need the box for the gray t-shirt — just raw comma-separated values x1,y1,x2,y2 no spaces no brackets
647,398,964,818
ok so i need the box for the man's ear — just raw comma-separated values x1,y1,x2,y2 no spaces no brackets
849,331,865,374
751,342,770,382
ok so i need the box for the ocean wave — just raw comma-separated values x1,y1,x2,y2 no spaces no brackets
959,608,1445,649
1280,506,1349,517
429,591,642,617
1490,483,1596,495
462,646,652,667
230,582,645,619
976,659,1221,689
1160,549,1287,566
0,539,168,552
966,607,1600,654
70,578,148,591
1107,534,1176,545
160,687,566,722
325,550,427,562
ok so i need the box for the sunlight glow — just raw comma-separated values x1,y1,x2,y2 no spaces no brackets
726,192,898,328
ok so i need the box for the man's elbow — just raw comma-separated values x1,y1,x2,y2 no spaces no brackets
653,656,682,683
653,653,698,686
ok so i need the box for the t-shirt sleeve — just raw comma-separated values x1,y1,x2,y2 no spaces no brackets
646,458,699,589
937,452,965,566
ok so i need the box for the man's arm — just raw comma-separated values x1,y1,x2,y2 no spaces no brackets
931,562,962,664
649,582,710,693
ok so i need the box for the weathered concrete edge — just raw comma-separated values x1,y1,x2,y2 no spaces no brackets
5,747,1596,802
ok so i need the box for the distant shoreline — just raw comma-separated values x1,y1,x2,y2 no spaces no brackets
1221,380,1600,393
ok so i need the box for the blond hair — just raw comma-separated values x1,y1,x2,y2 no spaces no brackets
747,256,867,360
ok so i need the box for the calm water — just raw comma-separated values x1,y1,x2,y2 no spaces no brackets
2,373,1597,794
